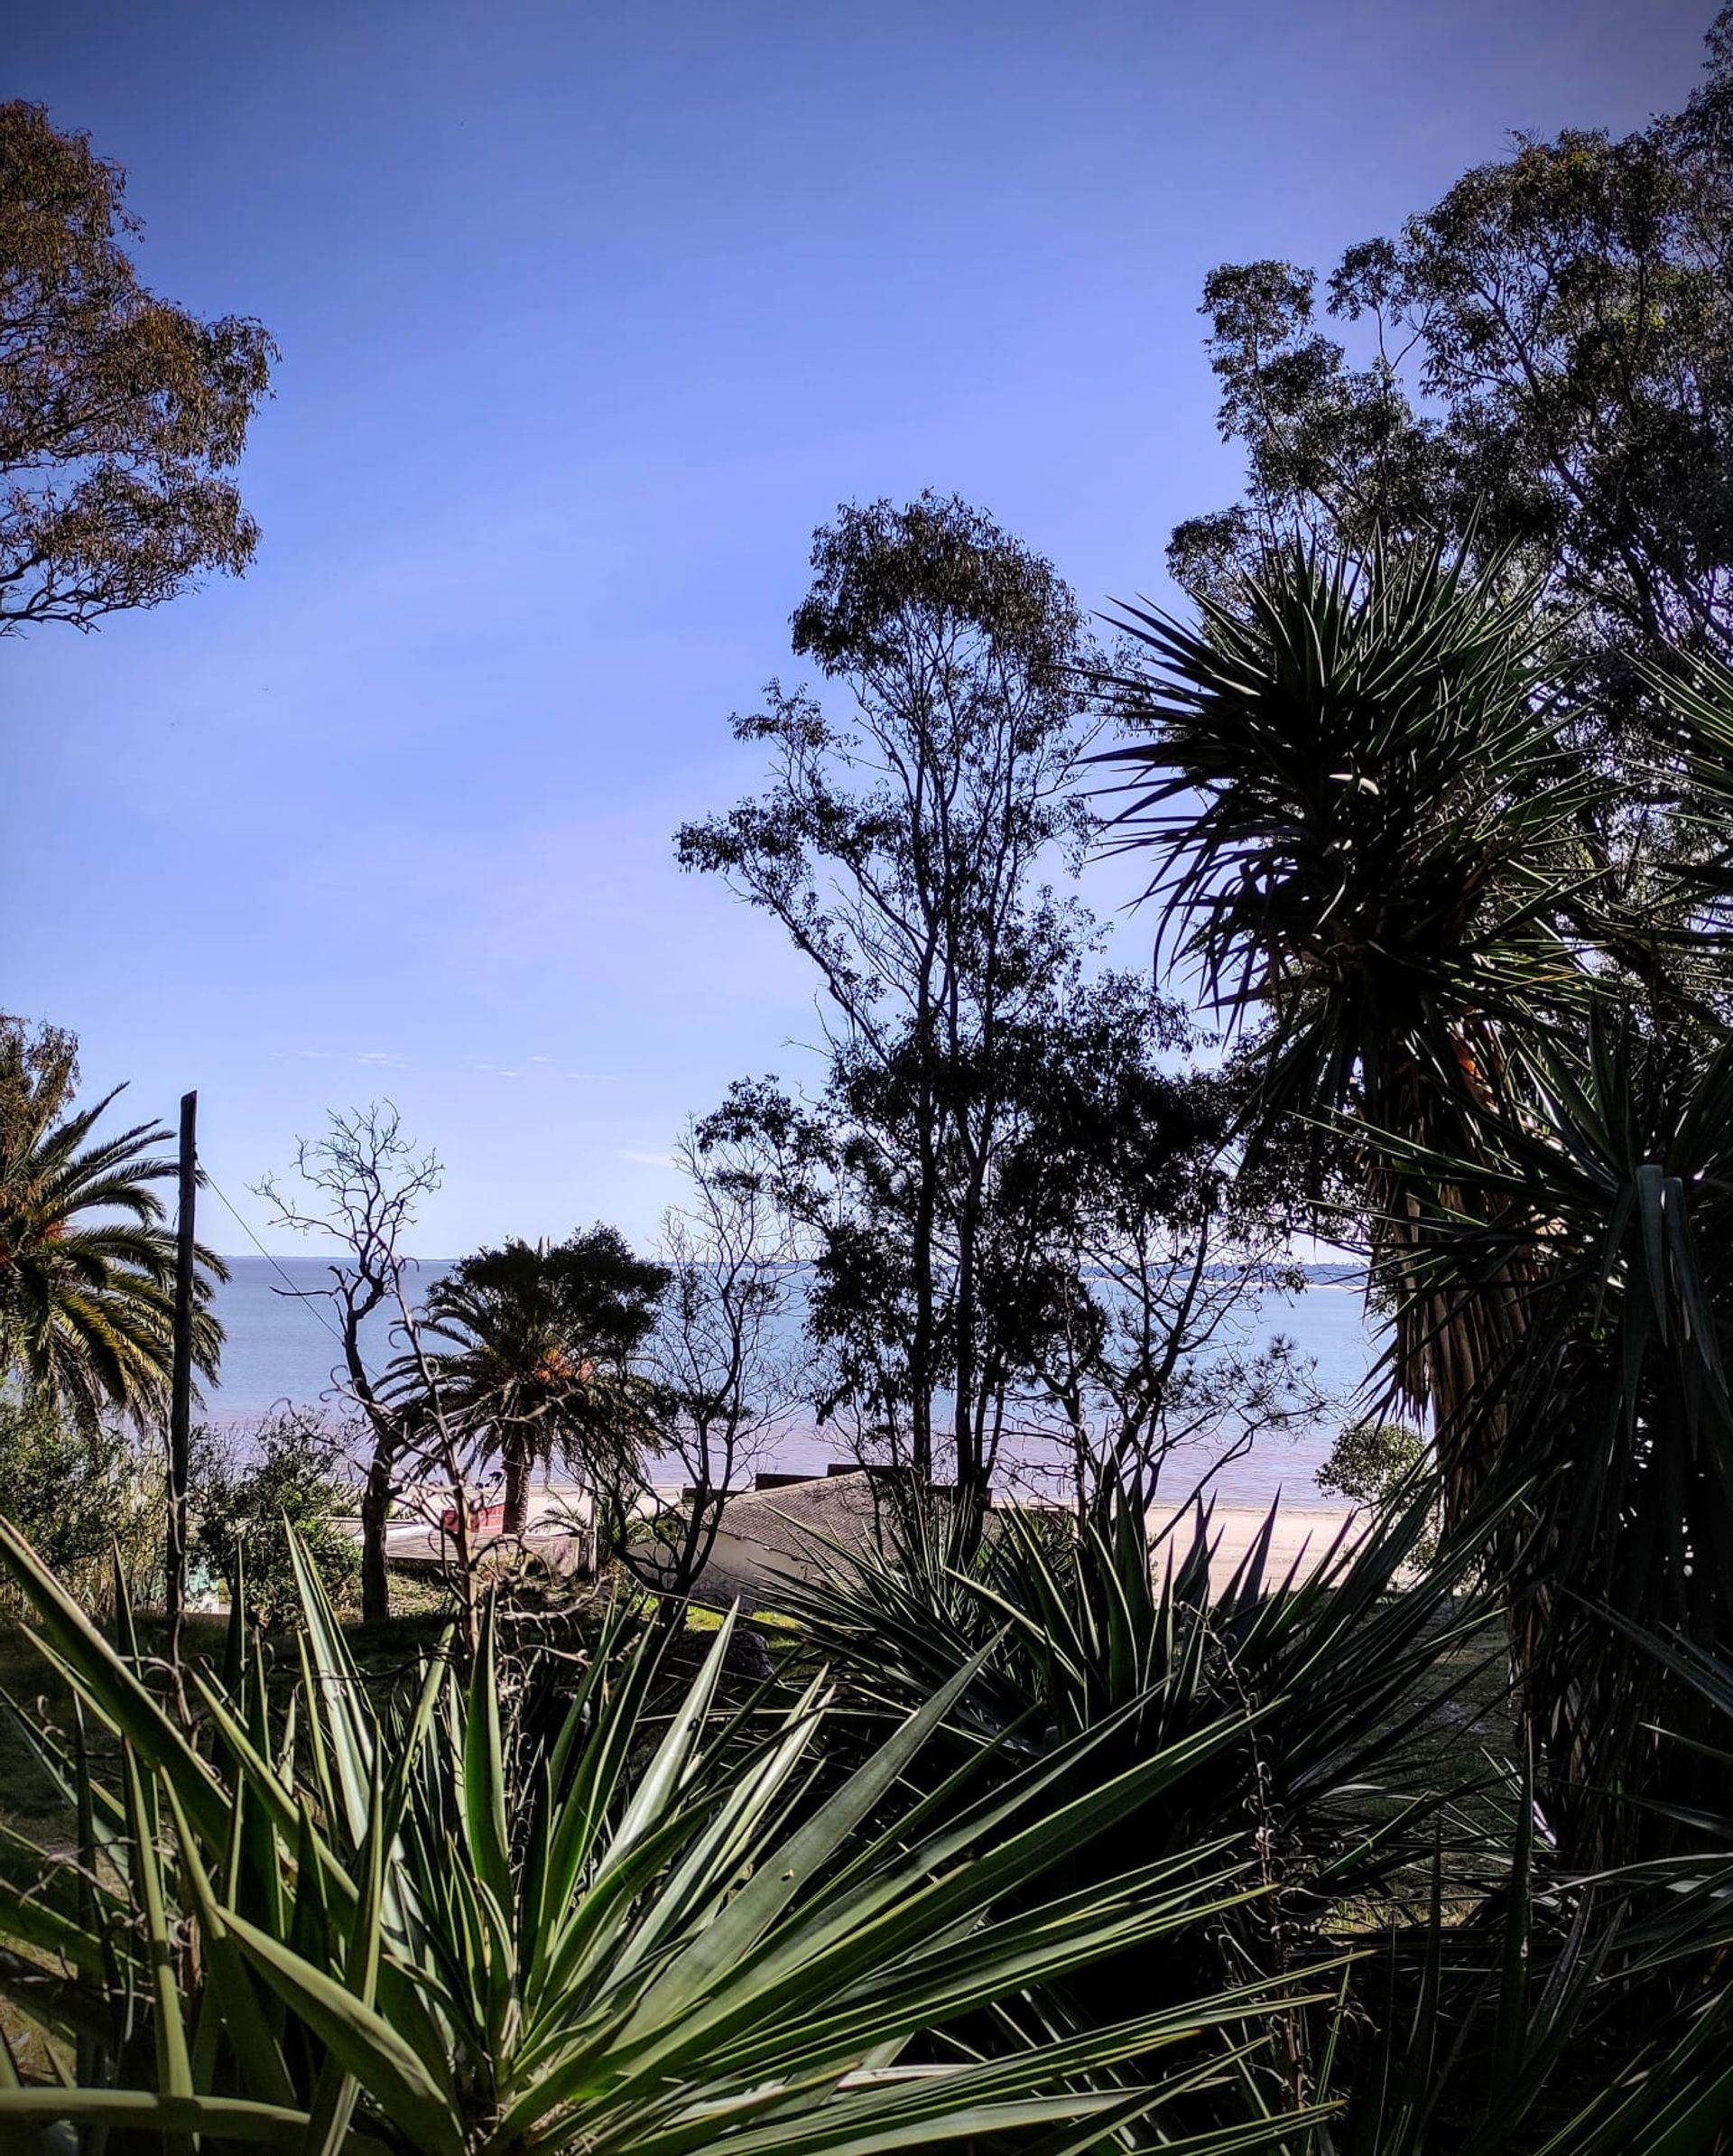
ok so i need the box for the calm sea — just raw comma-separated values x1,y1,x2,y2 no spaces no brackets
203,1258,1386,1505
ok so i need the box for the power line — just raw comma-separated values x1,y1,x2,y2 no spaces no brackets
199,1168,348,1348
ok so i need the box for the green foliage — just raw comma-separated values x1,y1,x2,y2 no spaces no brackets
0,98,276,633
190,1407,360,1627
1375,1009,1733,1854
774,1475,1733,2151
790,487,1086,680
781,1468,1486,1950
0,1389,162,1613
1098,535,1590,1132
411,1227,669,1533
0,1517,1345,2152
0,1013,226,1431
679,494,1099,1511
1316,1420,1437,1566
1097,532,1650,1847
1171,10,1733,716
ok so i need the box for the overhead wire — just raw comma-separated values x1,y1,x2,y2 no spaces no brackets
199,1167,348,1348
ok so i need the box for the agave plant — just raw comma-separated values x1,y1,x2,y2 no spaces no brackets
0,1513,1340,2154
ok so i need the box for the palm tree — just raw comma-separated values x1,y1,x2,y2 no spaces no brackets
0,1018,224,1430
1097,535,1597,1504
1096,537,1733,1854
412,1228,667,1537
1381,1012,1733,1854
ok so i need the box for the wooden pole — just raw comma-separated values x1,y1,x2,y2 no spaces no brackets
166,1089,198,1667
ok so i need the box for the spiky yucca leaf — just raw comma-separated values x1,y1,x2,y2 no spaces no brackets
1354,1010,1733,1860
0,1514,1339,2154
1094,536,1593,1128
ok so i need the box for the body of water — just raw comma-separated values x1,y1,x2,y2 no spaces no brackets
204,1258,1388,1505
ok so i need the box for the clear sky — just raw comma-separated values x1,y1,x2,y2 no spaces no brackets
3,0,1714,1257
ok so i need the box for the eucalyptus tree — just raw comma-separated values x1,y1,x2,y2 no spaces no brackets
0,100,275,635
679,493,1098,1529
0,1015,223,1431
1169,6,1733,729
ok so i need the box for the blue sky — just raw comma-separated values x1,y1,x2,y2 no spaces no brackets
4,0,1711,1256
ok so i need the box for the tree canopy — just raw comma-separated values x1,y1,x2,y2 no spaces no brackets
0,1014,224,1430
0,99,275,634
417,1229,669,1537
680,494,1099,1520
1170,7,1733,721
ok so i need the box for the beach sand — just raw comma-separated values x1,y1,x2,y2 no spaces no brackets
1147,1502,1361,1591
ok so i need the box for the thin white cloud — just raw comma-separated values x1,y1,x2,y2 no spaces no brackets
618,1148,677,1169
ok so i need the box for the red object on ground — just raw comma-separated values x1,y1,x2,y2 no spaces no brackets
439,1501,507,1537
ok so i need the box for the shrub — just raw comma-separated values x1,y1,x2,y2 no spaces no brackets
190,1406,359,1624
0,1389,163,1612
1317,1417,1439,1564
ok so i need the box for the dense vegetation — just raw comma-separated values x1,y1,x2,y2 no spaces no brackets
8,14,1733,2151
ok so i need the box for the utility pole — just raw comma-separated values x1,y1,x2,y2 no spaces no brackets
166,1089,198,1671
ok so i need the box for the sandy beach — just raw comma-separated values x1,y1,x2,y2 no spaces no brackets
366,1479,1363,1601
1146,1502,1362,1592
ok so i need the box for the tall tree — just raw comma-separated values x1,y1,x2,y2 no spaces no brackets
1096,532,1733,1855
0,1015,224,1431
1170,9,1733,721
1098,538,1589,1498
679,493,1095,1529
0,100,275,635
414,1228,668,1542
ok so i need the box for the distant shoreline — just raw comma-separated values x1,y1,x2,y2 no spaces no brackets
201,1258,1382,1507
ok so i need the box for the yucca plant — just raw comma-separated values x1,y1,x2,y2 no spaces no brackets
774,1477,1733,2152
773,1465,1503,2111
1093,535,1597,1495
1359,1010,1733,1858
1319,1593,1733,2154
1314,1771,1733,2155
0,1513,1340,2154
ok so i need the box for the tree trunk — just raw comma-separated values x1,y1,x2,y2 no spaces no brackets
950,1110,996,1549
341,1293,395,1624
951,1205,988,1549
502,1429,532,1537
909,1070,938,1485
360,1436,392,1622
